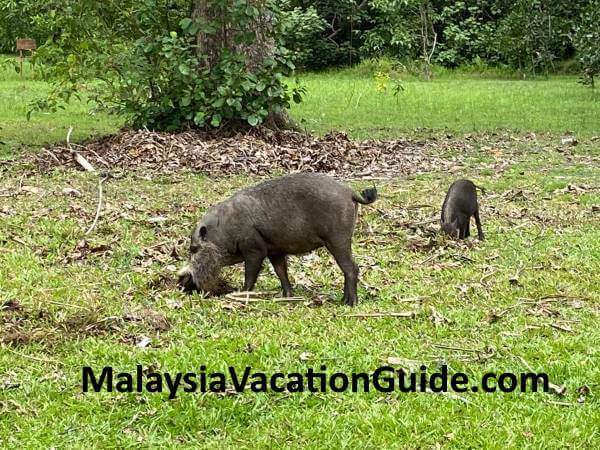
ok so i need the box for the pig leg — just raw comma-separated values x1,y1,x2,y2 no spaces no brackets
474,210,485,240
269,254,293,297
243,251,265,292
463,217,471,239
326,240,359,306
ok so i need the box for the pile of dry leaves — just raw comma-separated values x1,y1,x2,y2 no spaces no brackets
35,128,460,177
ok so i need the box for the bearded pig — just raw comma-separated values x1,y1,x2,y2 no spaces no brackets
440,179,484,240
178,173,378,306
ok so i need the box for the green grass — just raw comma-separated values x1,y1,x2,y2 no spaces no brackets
1,62,600,448
0,59,121,157
291,71,600,138
2,58,599,158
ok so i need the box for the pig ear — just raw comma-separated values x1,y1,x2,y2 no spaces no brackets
199,226,207,240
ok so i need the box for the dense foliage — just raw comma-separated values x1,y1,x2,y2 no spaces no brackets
1,0,593,76
11,0,303,130
276,0,591,78
573,1,600,87
0,0,596,132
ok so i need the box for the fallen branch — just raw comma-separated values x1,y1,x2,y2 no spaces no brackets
341,311,416,318
85,177,107,235
224,293,305,303
225,291,278,300
41,148,61,165
546,401,580,407
432,344,480,353
4,347,61,364
67,127,96,172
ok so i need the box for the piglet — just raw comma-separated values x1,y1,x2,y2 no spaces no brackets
440,179,484,240
178,173,378,306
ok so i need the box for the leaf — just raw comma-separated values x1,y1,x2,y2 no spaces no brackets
194,111,206,126
550,323,574,333
20,185,42,194
62,187,81,197
548,382,567,396
299,351,313,361
241,80,254,91
247,115,259,126
430,306,450,326
178,64,190,76
386,356,405,365
147,216,168,224
136,336,152,348
179,18,192,30
210,114,221,127
180,96,191,107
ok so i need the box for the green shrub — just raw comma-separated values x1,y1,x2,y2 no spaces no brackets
30,0,305,131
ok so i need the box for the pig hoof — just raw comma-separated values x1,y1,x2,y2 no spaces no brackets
344,297,358,307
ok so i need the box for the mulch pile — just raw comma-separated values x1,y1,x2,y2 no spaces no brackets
35,128,461,177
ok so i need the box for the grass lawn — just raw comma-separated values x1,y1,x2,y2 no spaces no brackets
292,70,600,138
1,63,599,448
0,59,121,157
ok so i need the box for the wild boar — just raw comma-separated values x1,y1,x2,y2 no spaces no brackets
440,179,484,240
178,173,378,306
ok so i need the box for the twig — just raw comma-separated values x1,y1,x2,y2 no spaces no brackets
142,240,172,250
67,126,95,172
341,311,416,318
393,296,425,304
224,294,305,303
9,236,29,247
432,344,480,353
419,254,438,266
479,269,499,286
47,300,88,310
550,323,574,333
225,291,278,300
405,204,433,209
538,294,588,302
85,177,106,235
516,356,535,372
4,347,61,364
547,401,580,407
42,148,61,165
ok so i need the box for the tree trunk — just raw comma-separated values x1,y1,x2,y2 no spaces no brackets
192,0,300,131
419,1,436,81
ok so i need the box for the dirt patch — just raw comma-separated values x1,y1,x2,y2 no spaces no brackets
34,128,462,176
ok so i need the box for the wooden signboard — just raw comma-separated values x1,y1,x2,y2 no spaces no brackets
17,39,37,51
16,38,37,77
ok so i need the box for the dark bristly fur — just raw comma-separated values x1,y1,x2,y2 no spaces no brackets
178,173,378,306
440,179,484,240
